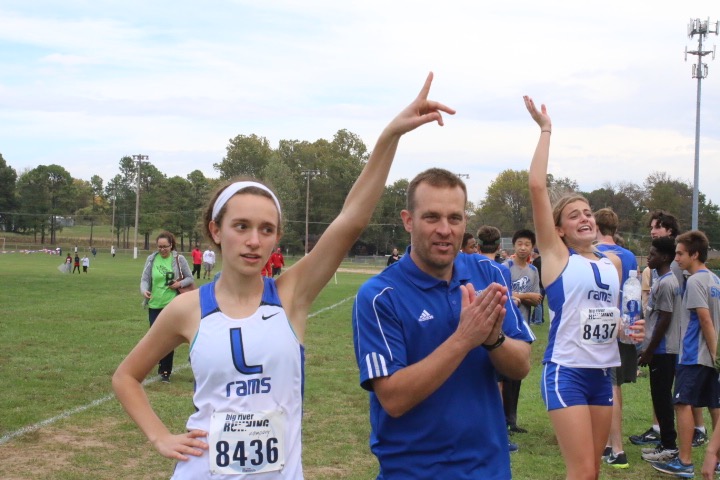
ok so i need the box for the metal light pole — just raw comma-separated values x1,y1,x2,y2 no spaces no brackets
685,18,718,230
302,169,321,255
131,154,148,259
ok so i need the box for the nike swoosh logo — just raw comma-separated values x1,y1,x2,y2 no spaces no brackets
262,313,279,320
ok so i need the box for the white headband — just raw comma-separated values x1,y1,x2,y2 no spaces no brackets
212,181,282,221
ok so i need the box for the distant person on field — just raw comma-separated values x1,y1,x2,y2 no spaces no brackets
138,231,194,383
111,245,116,258
113,72,450,478
82,255,90,273
261,256,272,277
191,245,202,279
91,246,97,258
73,254,81,274
201,247,216,279
353,169,533,479
270,247,285,277
386,247,401,267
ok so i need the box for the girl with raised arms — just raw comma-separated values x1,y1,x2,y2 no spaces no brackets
523,96,644,480
112,73,454,479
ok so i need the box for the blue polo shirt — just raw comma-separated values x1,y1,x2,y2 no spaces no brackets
352,250,534,480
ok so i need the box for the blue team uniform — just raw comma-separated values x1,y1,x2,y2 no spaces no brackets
541,250,620,410
353,250,534,479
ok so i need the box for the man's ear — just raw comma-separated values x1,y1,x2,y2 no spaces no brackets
401,210,413,234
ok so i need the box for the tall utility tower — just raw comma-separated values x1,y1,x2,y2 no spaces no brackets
302,169,321,255
685,18,718,230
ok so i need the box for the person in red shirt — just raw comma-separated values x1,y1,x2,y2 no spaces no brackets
191,245,202,279
261,257,273,277
270,247,285,277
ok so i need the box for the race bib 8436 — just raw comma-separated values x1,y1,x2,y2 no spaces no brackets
209,410,285,475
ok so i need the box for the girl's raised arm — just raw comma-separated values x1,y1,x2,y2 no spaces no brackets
524,96,568,283
280,73,455,337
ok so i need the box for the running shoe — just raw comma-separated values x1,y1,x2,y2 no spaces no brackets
508,441,518,453
692,428,708,447
641,446,679,463
160,374,170,383
601,446,613,461
651,457,694,478
629,427,661,446
606,452,629,469
508,424,528,434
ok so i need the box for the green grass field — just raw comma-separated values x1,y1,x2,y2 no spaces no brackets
0,252,707,479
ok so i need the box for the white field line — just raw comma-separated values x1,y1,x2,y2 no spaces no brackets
0,295,355,446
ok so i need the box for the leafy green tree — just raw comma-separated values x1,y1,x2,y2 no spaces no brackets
0,154,18,231
642,171,693,225
368,178,409,255
214,134,273,180
156,176,195,251
16,165,75,243
476,169,532,234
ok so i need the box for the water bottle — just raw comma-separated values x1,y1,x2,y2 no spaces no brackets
620,270,641,344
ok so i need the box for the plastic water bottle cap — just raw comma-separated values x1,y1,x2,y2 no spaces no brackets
629,270,637,278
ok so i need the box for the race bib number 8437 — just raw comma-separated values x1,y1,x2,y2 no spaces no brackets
580,307,619,345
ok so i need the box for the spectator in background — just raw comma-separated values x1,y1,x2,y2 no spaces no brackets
191,244,202,279
202,247,216,279
111,245,116,258
386,247,401,267
138,231,194,383
81,255,90,273
270,247,285,277
73,254,81,274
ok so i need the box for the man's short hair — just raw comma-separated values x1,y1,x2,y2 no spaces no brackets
512,229,536,246
476,225,501,254
462,232,474,249
651,236,676,261
594,208,619,236
649,210,680,238
406,168,467,212
675,230,709,263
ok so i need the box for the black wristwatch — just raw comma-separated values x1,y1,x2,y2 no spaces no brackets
482,332,506,351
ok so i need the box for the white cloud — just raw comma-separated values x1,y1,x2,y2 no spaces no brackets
0,0,718,213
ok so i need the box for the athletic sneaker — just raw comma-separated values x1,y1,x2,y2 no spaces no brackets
601,446,613,461
641,446,679,462
508,424,528,434
651,457,694,478
629,427,661,446
606,451,629,469
692,428,708,447
508,441,518,453
160,374,170,383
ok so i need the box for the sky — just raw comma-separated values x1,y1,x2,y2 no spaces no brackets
1,1,719,210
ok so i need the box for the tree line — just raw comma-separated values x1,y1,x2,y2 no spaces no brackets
0,129,718,255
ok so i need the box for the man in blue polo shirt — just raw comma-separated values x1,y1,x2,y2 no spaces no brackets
352,168,534,480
